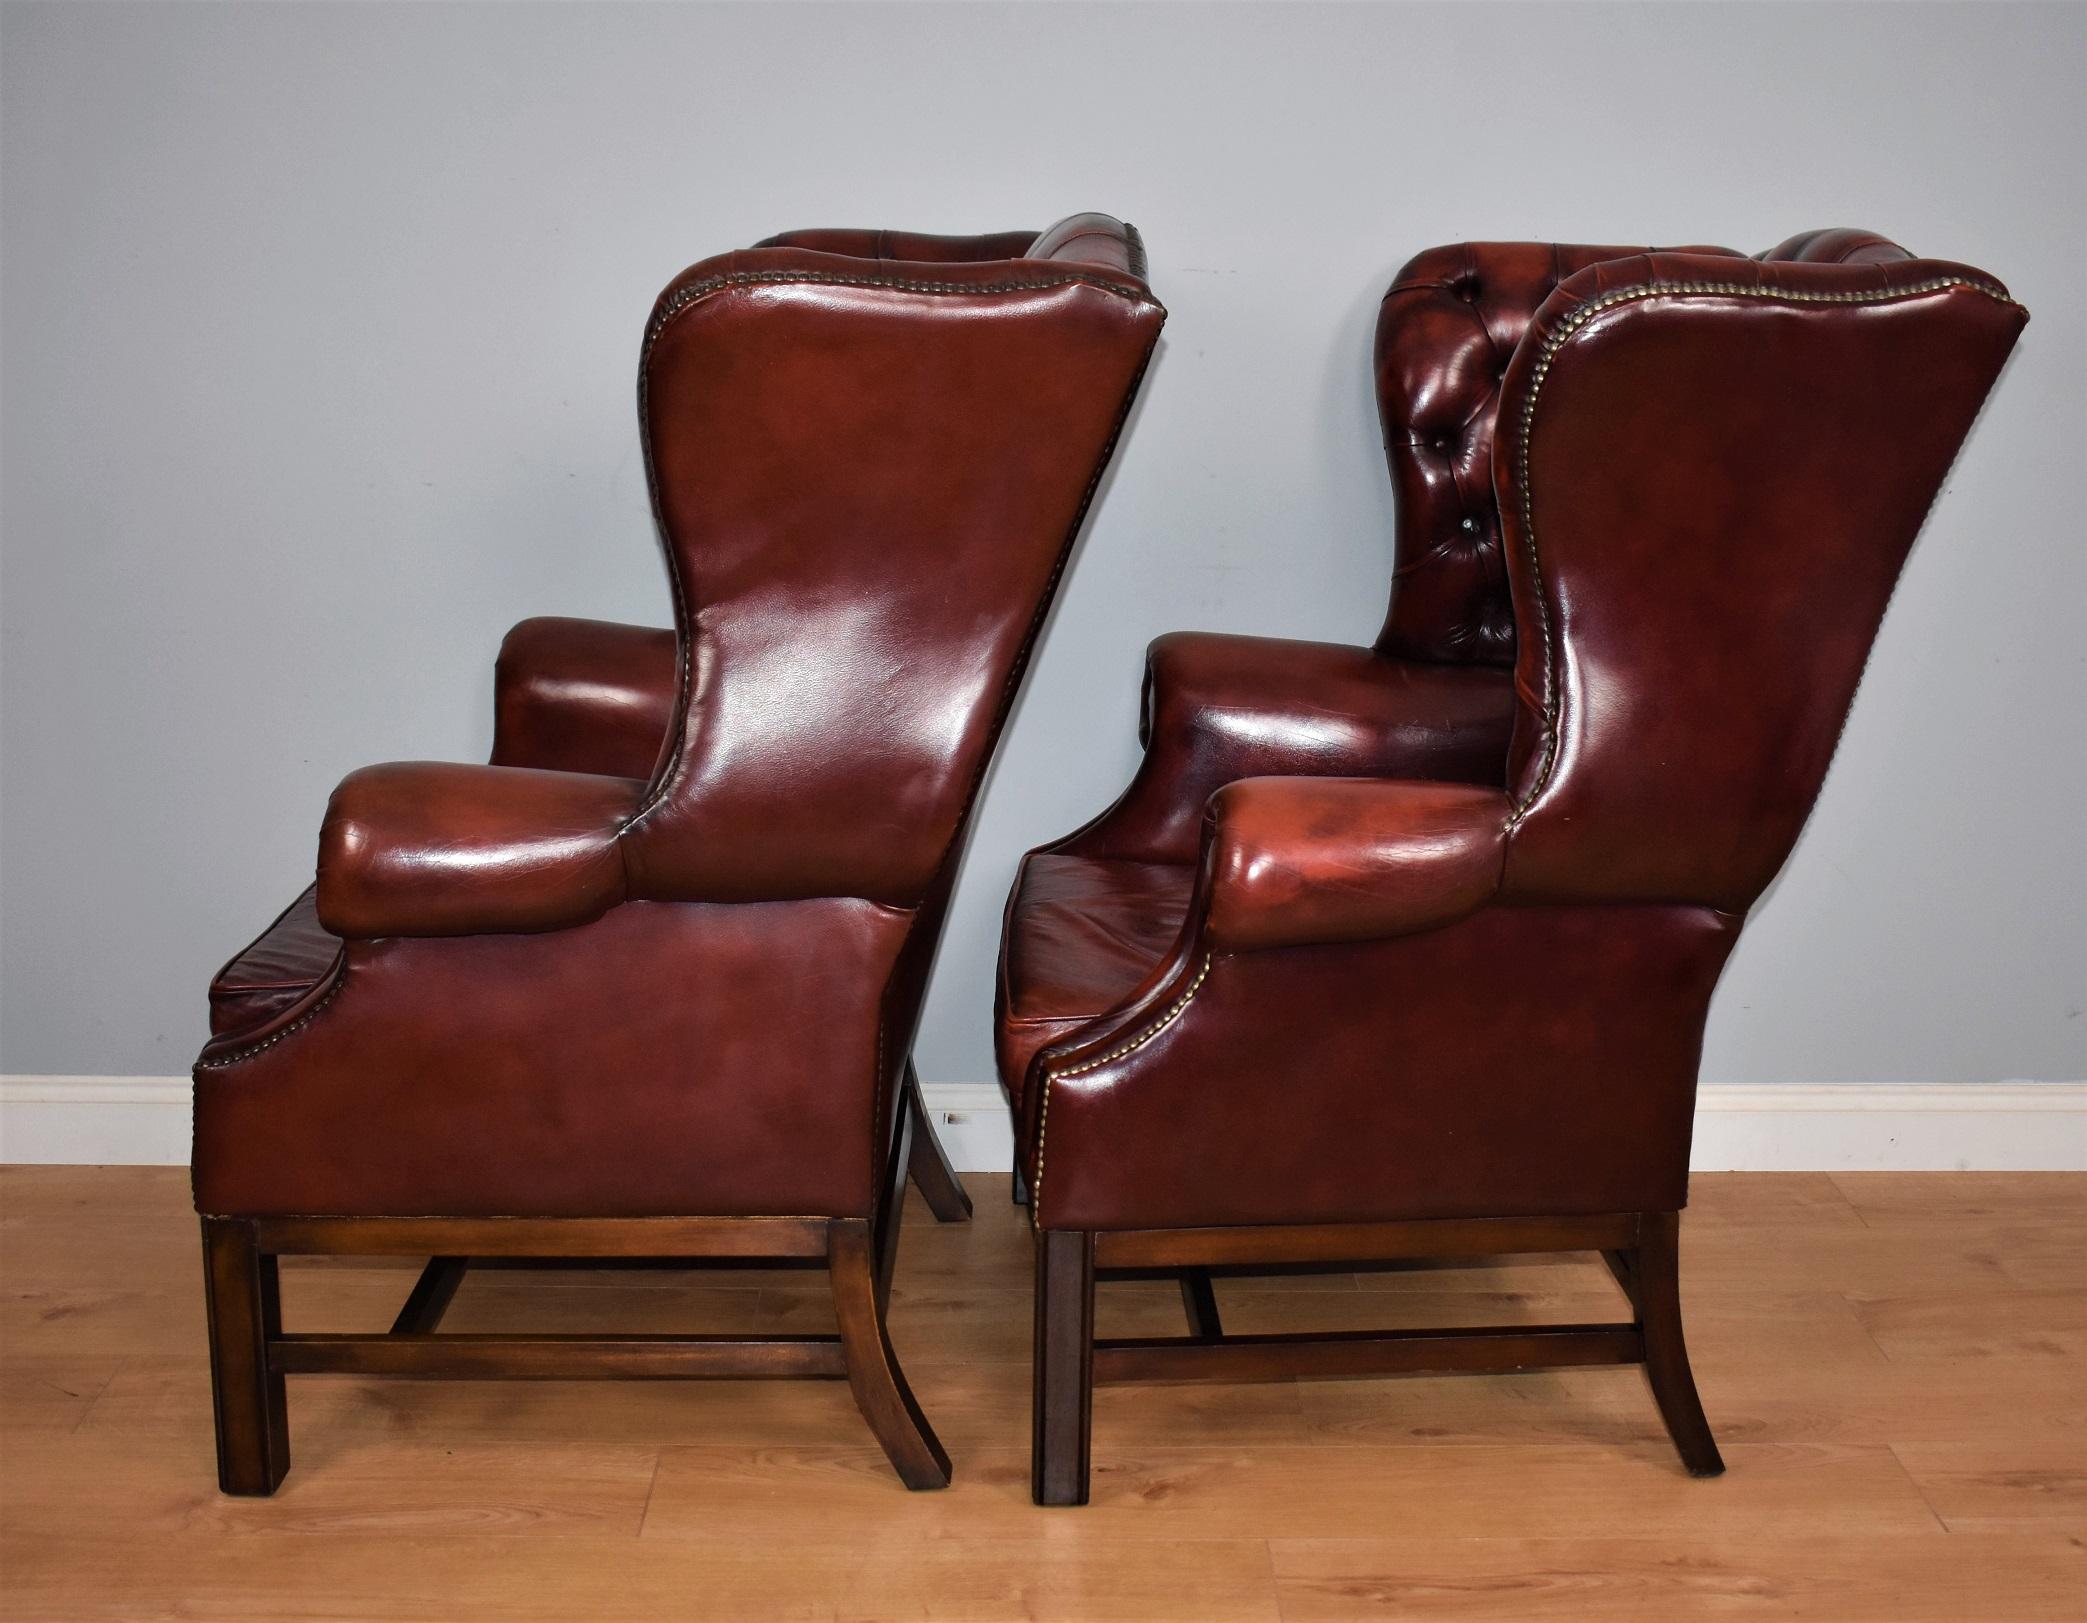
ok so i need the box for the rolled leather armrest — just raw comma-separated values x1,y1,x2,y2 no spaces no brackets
491,617,678,779
1074,631,1515,862
1200,777,1512,952
316,762,641,939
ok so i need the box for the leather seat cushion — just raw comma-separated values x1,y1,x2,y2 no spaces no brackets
208,886,342,1041
997,853,1195,1111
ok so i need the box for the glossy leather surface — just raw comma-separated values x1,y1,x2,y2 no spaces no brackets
1373,241,1739,668
206,886,340,1038
491,617,677,781
197,898,912,1217
997,231,2025,1233
1498,254,2026,910
1202,779,1511,952
1033,906,1740,1231
1073,632,1516,865
195,214,1163,1218
316,762,640,938
997,630,1515,1113
996,854,1195,1106
620,259,1159,907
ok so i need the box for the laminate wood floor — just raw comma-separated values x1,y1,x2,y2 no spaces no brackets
2,1166,2082,1620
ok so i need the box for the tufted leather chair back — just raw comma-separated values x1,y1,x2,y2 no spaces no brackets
618,216,1164,909
1373,242,1743,667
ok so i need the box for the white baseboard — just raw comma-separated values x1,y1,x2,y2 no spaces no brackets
1677,1082,2086,1172
914,1084,1018,1177
918,1081,2087,1175
1,1077,198,1167
3,1076,2082,1173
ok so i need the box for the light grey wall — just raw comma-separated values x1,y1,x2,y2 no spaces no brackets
3,1,2081,1088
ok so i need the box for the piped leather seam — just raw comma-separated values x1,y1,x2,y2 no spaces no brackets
1504,273,2015,830
644,268,1159,354
194,960,348,1070
1032,951,1212,1225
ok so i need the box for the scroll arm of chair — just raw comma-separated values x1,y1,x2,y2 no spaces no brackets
315,761,640,939
1145,632,1514,781
1197,776,1513,953
491,616,678,780
1066,632,1516,862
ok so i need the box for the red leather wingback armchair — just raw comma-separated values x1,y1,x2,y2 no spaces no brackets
997,231,2024,1504
194,215,1163,1494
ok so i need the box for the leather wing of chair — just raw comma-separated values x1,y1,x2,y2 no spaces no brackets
1001,232,2025,1505
192,214,1164,1495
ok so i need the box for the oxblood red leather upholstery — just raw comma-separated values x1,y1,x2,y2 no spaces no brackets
206,887,335,1038
996,231,2024,1234
316,762,641,938
204,619,678,1038
1372,241,1736,667
490,617,678,781
194,215,1163,1219
994,239,1731,1114
996,855,1195,1105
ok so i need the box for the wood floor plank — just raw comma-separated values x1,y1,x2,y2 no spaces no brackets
0,1163,192,1216
0,1351,125,1433
1892,1441,2087,1534
0,1426,659,1540
1268,1534,2087,1621
0,1211,202,1289
1831,1173,2087,1222
1291,1358,2087,1450
4,1164,2082,1621
0,1283,207,1357
1686,1172,1866,1227
640,1441,1940,1544
0,1530,1283,1622
1679,1215,2071,1297
1850,1286,2087,1363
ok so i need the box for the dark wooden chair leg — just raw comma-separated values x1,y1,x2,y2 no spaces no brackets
874,1084,915,1319
1032,1228,1095,1506
200,1218,290,1496
1601,1247,1640,1312
390,1256,468,1334
1635,1211,1725,1477
1178,1268,1223,1340
828,1218,951,1490
901,1061,972,1223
